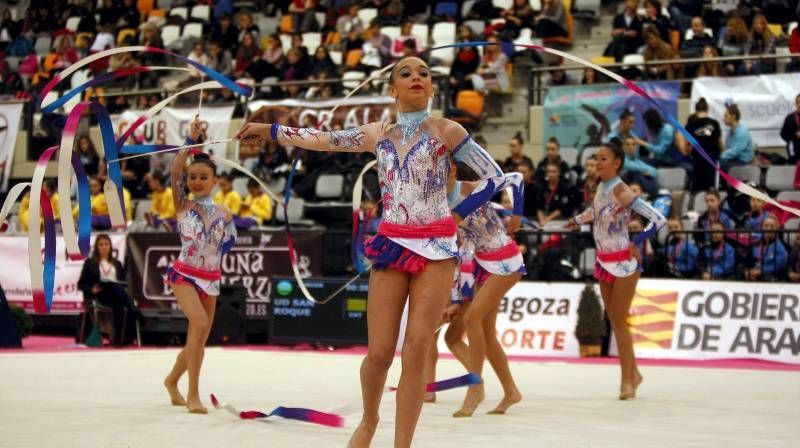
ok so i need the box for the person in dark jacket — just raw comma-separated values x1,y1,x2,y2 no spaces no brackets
779,93,800,164
78,234,141,346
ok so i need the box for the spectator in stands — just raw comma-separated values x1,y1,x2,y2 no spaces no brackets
719,12,749,76
239,179,274,229
516,160,538,218
779,93,800,164
238,12,260,42
362,19,392,68
448,39,481,101
744,193,770,245
78,234,142,346
639,108,688,171
502,132,533,173
337,3,364,40
682,98,722,191
253,141,290,181
700,221,736,280
605,0,644,62
579,154,599,207
787,24,800,73
720,103,754,170
667,0,703,33
213,173,243,218
290,33,312,67
642,25,679,80
607,109,640,152
664,218,699,277
534,163,572,226
381,0,404,26
309,45,337,78
207,41,234,78
146,171,176,231
620,136,660,198
117,0,139,29
391,20,421,59
789,236,800,282
76,135,100,177
697,189,734,234
211,14,240,54
740,13,776,75
679,17,714,59
581,68,598,84
237,32,266,79
471,35,510,94
695,45,723,77
641,0,670,42
546,63,573,86
629,217,655,274
534,0,568,39
97,0,119,27
535,137,570,185
502,0,536,39
187,43,208,78
121,146,150,199
139,24,165,87
745,214,788,281
42,35,78,79
281,48,311,93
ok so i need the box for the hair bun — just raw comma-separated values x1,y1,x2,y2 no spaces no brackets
193,153,211,161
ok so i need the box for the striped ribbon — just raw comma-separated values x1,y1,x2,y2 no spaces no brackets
210,394,344,428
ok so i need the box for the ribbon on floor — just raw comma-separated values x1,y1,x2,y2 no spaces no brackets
210,394,345,428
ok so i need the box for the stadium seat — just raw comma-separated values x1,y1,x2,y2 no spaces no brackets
232,177,248,199
171,6,188,19
134,200,152,222
573,0,601,17
767,23,782,37
490,18,506,27
532,0,543,9
315,12,326,29
357,8,377,25
765,165,796,191
560,147,579,167
431,22,456,46
329,50,343,65
116,28,138,46
464,20,485,36
451,90,485,127
302,32,322,52
345,49,363,68
35,36,52,55
279,34,292,52
789,22,798,36
590,55,615,65
161,25,181,47
190,5,210,22
657,167,687,190
412,24,429,46
542,11,573,47
684,28,714,41
777,191,800,203
493,0,513,9
4,56,20,72
434,2,458,18
315,174,345,200
786,218,800,246
268,177,286,195
66,16,81,33
579,247,596,277
729,165,761,185
275,197,313,225
622,53,644,70
156,0,172,9
137,0,155,18
258,16,278,35
184,23,203,38
342,71,366,90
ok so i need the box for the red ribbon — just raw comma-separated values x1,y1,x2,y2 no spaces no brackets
475,241,521,261
378,218,457,238
172,260,221,281
596,249,631,263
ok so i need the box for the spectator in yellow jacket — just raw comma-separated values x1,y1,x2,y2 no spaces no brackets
238,179,273,229
146,171,176,230
213,174,243,215
19,180,60,232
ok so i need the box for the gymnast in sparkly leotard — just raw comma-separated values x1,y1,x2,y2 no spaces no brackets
236,56,507,448
568,142,665,401
163,119,237,415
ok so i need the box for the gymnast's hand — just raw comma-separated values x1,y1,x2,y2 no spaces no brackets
442,303,462,323
506,215,521,235
189,118,205,142
236,122,271,143
629,243,642,264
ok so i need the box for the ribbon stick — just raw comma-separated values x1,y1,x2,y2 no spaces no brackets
210,394,345,428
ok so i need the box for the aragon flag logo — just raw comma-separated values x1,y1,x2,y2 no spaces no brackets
627,290,678,349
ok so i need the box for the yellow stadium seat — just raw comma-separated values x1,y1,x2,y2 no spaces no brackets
455,90,484,117
767,23,783,37
591,56,615,66
116,28,137,46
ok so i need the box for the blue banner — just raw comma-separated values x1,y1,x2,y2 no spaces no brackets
543,81,680,151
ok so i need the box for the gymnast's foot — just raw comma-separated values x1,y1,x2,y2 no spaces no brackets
487,389,521,415
186,396,207,414
347,418,378,448
453,384,484,417
164,377,186,406
423,392,436,403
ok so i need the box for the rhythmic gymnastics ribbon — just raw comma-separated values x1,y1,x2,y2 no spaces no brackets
210,394,345,428
0,47,253,313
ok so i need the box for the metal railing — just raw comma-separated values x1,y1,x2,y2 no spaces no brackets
528,52,797,105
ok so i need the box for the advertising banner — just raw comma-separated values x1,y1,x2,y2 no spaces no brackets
0,234,127,314
691,74,797,148
544,82,680,151
0,102,24,191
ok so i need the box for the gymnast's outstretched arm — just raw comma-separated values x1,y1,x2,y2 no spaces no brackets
236,122,386,153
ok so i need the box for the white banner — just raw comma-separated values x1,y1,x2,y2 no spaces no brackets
435,282,583,358
113,105,235,161
0,102,24,191
0,234,127,314
691,75,797,148
618,278,800,365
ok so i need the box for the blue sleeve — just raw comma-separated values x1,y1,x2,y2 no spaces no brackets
452,136,506,219
623,155,657,177
185,137,195,146
631,197,667,245
644,125,674,159
504,172,524,216
721,127,754,163
724,245,735,275
220,219,237,254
